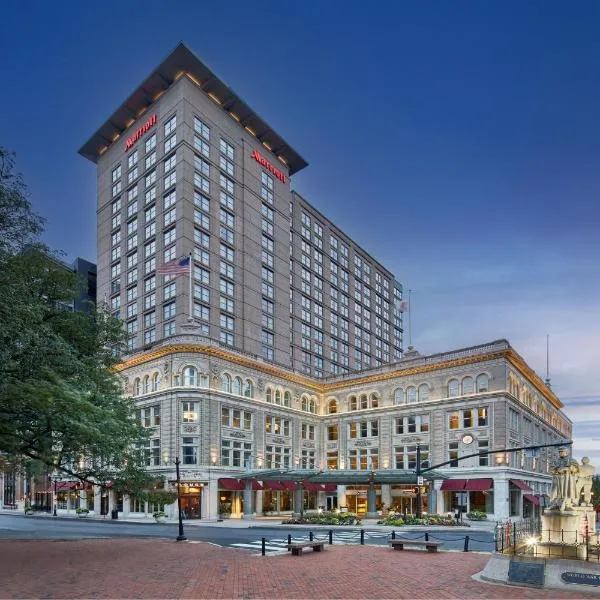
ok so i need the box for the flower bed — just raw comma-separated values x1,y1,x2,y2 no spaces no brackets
378,512,465,527
282,512,361,526
466,510,487,521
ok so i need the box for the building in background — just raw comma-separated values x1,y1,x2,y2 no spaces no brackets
76,44,571,522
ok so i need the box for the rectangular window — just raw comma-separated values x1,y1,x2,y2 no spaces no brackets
448,442,459,467
182,437,199,465
182,401,199,423
478,439,489,466
164,114,176,137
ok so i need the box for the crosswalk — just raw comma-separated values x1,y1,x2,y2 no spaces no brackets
230,530,376,554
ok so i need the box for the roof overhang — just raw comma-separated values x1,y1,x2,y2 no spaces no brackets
78,42,308,175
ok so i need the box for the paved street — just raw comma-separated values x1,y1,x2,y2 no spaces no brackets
1,537,597,599
0,513,495,553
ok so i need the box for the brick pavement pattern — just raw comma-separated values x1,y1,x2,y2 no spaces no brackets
0,539,597,599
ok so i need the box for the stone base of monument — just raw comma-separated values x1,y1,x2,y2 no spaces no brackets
477,554,600,594
539,505,596,560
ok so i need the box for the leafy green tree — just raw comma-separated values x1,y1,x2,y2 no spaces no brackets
592,475,600,509
0,147,147,488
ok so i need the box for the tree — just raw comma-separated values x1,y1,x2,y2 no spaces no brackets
592,475,600,510
0,147,148,488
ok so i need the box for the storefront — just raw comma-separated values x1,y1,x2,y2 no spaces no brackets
440,478,494,515
179,483,203,519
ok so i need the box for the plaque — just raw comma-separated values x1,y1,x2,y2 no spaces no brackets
508,560,545,588
561,572,600,587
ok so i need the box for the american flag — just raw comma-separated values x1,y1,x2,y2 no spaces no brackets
157,256,191,276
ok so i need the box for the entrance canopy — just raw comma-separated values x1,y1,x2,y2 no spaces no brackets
234,469,447,486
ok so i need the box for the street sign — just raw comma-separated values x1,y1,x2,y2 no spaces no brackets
417,476,424,485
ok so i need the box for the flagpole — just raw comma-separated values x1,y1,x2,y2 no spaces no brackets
188,252,193,322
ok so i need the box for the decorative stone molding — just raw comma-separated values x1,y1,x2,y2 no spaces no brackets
271,436,286,445
257,379,265,394
353,440,372,447
182,425,200,434
229,431,246,439
302,441,315,449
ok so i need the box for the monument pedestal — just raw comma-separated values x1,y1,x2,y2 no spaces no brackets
539,506,596,560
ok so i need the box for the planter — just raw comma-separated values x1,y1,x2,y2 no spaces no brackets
154,516,167,523
77,513,89,518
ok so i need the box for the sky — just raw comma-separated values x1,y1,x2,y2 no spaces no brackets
1,1,599,465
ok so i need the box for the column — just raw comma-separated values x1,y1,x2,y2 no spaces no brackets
256,489,264,515
381,484,392,513
94,485,102,515
123,494,130,517
79,489,87,510
205,477,219,520
293,485,304,517
338,485,346,510
494,477,510,521
243,480,253,519
366,483,377,518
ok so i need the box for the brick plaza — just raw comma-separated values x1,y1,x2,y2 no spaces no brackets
0,539,597,599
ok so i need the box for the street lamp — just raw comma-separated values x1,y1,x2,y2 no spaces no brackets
163,451,187,542
52,477,57,517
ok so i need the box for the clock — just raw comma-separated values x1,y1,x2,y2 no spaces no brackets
462,434,474,445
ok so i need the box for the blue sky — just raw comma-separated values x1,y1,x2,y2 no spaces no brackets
1,1,599,465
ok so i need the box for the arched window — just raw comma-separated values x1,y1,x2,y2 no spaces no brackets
349,395,358,410
302,395,309,412
283,391,292,407
394,388,404,404
360,394,368,410
418,384,429,402
133,378,141,396
142,375,150,394
309,398,317,414
407,386,417,403
448,379,459,397
461,377,474,395
370,393,379,408
275,390,282,405
182,366,197,387
266,387,273,403
199,374,209,388
152,372,160,392
328,399,338,414
222,373,232,393
233,376,243,396
243,379,254,398
476,374,489,393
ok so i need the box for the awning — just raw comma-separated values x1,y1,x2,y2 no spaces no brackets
55,482,79,491
251,480,263,491
323,483,337,493
282,481,298,491
524,494,540,505
464,478,493,491
303,482,323,492
218,478,245,491
440,479,467,491
510,479,532,491
264,480,285,491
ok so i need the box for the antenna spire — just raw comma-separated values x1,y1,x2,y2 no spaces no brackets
545,334,551,387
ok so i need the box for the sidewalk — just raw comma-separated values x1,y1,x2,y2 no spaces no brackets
0,538,596,599
2,508,498,531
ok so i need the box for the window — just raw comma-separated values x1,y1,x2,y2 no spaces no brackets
182,437,199,465
243,379,254,398
406,386,417,403
509,408,520,432
221,440,252,468
328,424,338,441
394,444,430,470
476,373,489,393
327,399,337,414
394,388,404,404
194,117,210,140
396,414,429,434
301,450,315,469
164,114,176,136
478,407,488,426
462,377,474,395
418,384,430,402
448,379,459,397
349,420,378,438
265,416,290,436
301,423,315,440
348,448,379,470
137,405,160,427
327,451,338,470
182,401,199,423
182,366,198,387
222,407,252,430
265,445,291,469
222,373,232,393
448,442,459,467
478,439,489,466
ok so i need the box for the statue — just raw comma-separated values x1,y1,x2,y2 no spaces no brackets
576,457,595,506
548,448,579,511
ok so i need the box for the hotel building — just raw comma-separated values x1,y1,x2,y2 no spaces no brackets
74,43,572,522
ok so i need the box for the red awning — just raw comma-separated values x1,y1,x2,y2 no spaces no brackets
264,480,285,491
510,479,532,491
218,478,245,491
323,484,337,493
251,480,263,491
55,482,79,491
440,479,467,491
282,481,298,491
464,478,493,491
304,482,324,492
524,494,540,505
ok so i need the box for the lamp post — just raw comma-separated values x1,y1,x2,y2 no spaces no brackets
163,451,187,541
415,443,422,519
52,478,57,517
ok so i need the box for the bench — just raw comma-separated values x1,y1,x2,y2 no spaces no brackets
389,539,443,553
288,541,326,556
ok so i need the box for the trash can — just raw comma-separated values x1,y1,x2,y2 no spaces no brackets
111,508,118,520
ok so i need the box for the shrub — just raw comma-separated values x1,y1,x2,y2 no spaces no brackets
466,510,487,521
281,512,361,526
153,511,167,519
75,507,89,514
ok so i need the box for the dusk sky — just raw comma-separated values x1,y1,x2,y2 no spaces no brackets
2,2,599,465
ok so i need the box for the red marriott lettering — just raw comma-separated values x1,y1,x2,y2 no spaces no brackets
251,149,286,183
125,114,157,151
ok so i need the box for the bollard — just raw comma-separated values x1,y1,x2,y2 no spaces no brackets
425,532,429,542
360,530,365,545
329,530,333,545
262,537,266,556
392,531,396,540
464,535,470,552
309,531,314,541
288,534,292,551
